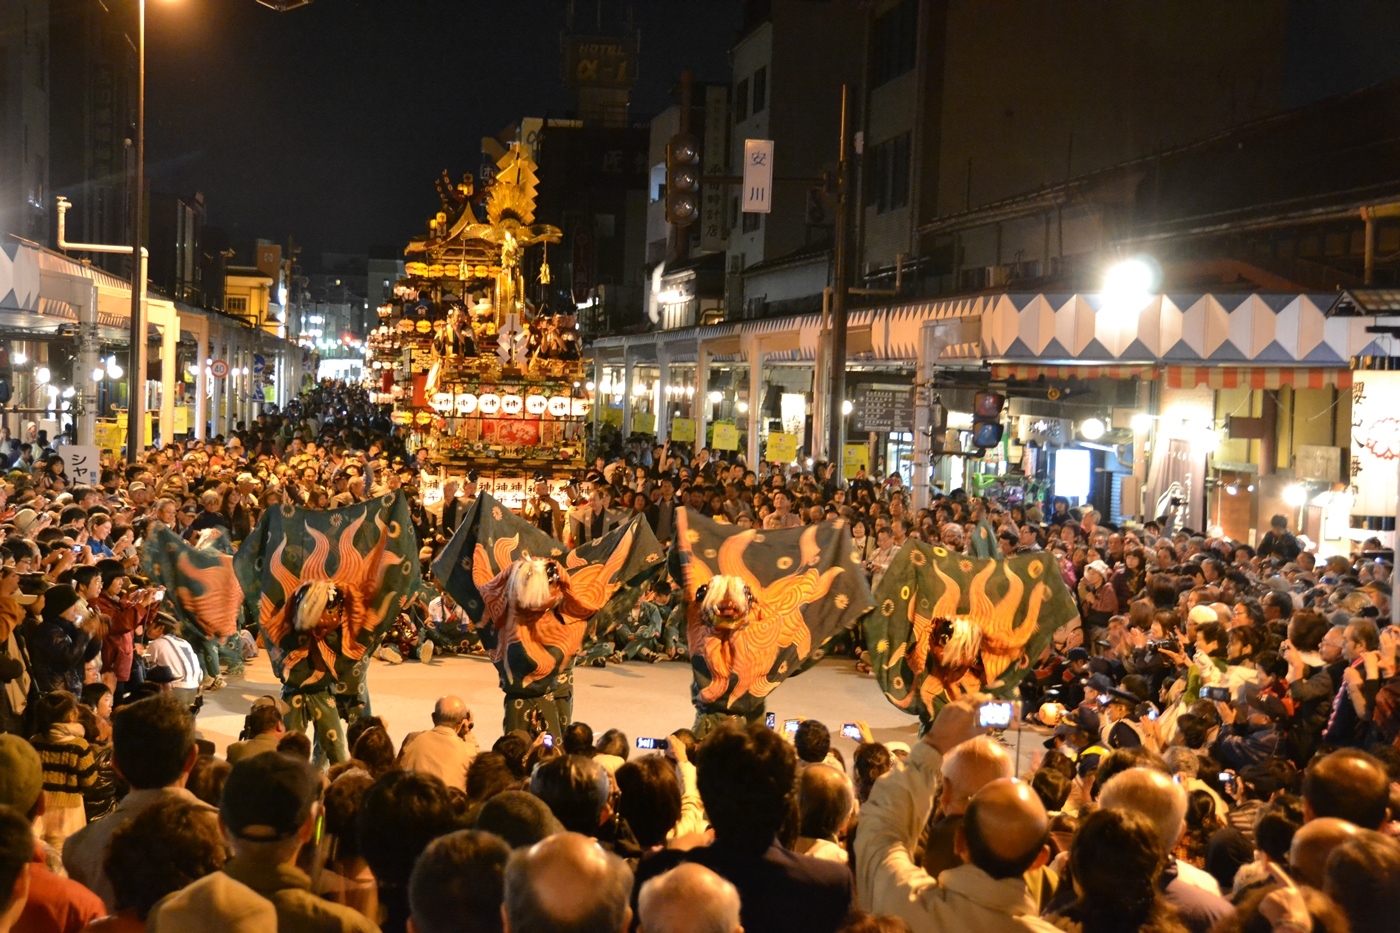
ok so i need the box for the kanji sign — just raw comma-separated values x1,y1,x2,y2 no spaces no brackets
742,139,774,214
702,85,730,252
851,385,915,434
63,446,101,485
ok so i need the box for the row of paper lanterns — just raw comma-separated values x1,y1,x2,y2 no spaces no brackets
429,392,589,417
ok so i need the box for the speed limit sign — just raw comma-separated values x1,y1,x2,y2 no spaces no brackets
210,359,230,378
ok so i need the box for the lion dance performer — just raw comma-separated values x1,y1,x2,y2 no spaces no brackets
432,493,663,735
235,493,422,762
671,508,872,736
141,526,244,688
862,538,1079,731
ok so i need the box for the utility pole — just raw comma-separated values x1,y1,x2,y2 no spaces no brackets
826,84,851,478
126,0,146,460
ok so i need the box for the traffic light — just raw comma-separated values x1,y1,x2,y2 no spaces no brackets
665,134,700,227
971,391,1005,449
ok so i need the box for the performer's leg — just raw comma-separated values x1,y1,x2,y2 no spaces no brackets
306,691,348,766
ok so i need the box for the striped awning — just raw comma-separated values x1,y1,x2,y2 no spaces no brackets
1165,366,1353,390
991,363,1157,381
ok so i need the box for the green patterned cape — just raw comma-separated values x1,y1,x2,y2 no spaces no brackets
865,540,1078,726
233,492,421,693
669,509,873,717
432,493,665,696
140,525,243,659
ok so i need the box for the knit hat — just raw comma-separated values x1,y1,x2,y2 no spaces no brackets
146,872,277,933
1188,605,1219,626
9,508,38,536
40,584,81,625
0,735,43,814
474,790,564,848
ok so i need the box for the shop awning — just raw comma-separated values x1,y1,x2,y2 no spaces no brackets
991,363,1157,381
1165,366,1353,389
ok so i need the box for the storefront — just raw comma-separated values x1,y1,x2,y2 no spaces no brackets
586,288,1400,548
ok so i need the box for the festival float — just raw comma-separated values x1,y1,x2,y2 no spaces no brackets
368,144,589,511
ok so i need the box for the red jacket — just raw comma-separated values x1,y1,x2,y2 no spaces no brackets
22,842,104,933
96,594,154,682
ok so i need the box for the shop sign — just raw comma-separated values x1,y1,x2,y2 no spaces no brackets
766,432,798,463
634,412,656,434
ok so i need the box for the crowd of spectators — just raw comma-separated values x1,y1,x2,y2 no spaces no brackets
0,385,1396,932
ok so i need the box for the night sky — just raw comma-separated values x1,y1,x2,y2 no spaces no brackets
144,0,741,263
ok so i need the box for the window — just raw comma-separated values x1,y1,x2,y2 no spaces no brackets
751,67,767,114
867,133,912,214
742,211,761,234
734,77,750,123
227,296,248,313
873,0,918,86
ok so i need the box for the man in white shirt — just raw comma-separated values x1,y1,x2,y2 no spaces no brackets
855,697,1061,933
398,695,480,793
143,615,203,711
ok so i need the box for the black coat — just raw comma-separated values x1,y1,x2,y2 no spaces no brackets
27,617,99,695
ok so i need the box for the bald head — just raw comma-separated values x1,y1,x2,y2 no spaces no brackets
638,863,742,933
960,778,1050,880
1289,817,1360,888
503,832,633,933
941,735,1013,816
433,695,468,727
1098,767,1187,852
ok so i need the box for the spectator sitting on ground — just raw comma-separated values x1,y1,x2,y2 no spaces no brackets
1300,747,1391,829
793,764,855,864
225,702,285,763
634,722,852,933
1320,830,1400,933
637,863,742,933
1096,768,1235,933
92,796,226,932
0,806,34,933
921,735,1012,879
855,696,1058,933
0,735,103,931
408,829,510,933
218,752,378,933
64,693,211,911
503,833,633,933
357,769,460,933
398,695,479,793
530,755,640,859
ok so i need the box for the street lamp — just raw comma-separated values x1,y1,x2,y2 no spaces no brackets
1080,417,1107,441
1101,256,1158,321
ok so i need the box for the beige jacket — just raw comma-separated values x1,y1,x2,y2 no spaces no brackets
855,742,1061,933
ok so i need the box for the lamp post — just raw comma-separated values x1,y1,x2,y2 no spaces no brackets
126,0,146,460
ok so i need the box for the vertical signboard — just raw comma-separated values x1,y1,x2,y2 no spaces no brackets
1351,370,1400,518
742,139,774,214
63,446,102,486
702,86,730,252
